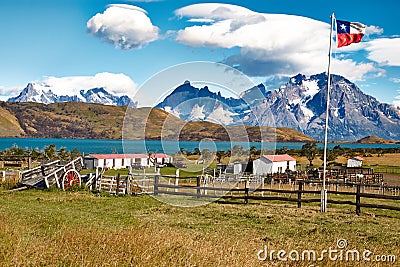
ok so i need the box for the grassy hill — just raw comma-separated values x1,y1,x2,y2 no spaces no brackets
356,135,398,144
0,106,25,137
0,101,315,142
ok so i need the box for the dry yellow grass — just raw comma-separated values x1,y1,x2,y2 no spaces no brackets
0,106,24,137
0,189,399,266
294,153,400,167
363,153,400,166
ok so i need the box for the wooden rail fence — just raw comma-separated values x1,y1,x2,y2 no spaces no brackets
0,171,20,189
153,176,400,215
82,171,400,215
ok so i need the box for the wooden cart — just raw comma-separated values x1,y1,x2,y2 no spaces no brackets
20,157,83,190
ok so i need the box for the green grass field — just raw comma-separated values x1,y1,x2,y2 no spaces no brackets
0,188,399,266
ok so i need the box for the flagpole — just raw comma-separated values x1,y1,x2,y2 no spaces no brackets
321,12,335,213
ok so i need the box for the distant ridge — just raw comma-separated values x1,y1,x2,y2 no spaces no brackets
355,136,397,144
0,101,315,142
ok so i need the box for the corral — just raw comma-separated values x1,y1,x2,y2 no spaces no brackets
76,164,400,215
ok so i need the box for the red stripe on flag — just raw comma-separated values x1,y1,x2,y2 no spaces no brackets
337,33,364,48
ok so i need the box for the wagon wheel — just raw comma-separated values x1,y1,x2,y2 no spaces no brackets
62,169,81,190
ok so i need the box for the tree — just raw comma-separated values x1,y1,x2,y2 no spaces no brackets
301,142,319,166
231,145,245,156
71,148,81,159
44,144,57,160
57,147,71,161
276,146,288,155
216,150,226,163
201,149,214,162
249,146,260,160
193,148,201,155
320,150,337,165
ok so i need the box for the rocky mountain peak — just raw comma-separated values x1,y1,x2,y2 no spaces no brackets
8,83,136,107
156,74,400,141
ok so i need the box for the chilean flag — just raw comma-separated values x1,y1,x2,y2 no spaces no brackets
336,20,366,48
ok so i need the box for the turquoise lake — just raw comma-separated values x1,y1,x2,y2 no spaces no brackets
0,138,399,154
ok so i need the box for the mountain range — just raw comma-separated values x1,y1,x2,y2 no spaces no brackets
8,82,136,107
156,73,400,141
7,73,400,141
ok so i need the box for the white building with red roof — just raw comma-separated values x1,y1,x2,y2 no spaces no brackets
84,153,173,170
347,156,364,168
253,154,297,175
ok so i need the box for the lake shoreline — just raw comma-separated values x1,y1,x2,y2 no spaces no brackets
1,137,399,154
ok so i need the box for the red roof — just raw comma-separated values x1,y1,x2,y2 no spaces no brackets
90,153,171,159
352,156,364,161
262,154,296,162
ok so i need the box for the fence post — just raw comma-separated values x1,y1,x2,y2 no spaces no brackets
95,167,100,191
196,176,201,198
175,169,179,193
126,175,130,195
244,179,249,204
261,176,264,197
115,173,120,195
203,175,208,196
154,174,159,196
336,176,339,192
297,181,303,208
356,184,361,216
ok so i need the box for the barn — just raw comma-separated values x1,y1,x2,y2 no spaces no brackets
347,156,364,168
253,154,297,175
83,153,173,170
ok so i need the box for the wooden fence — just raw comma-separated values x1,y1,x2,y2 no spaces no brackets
153,176,400,215
0,171,20,189
84,171,150,195
82,171,400,215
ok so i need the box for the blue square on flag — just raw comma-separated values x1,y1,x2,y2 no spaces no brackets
337,20,350,34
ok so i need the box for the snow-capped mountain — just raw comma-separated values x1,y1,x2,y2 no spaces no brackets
156,74,400,141
8,82,136,107
155,80,246,125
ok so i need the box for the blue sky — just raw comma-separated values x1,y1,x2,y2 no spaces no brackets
0,0,399,107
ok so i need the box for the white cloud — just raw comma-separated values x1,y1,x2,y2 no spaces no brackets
87,4,159,49
187,18,215,23
365,25,384,36
1,73,137,99
393,92,400,107
175,3,252,20
331,58,385,81
0,85,22,99
390,78,400,83
42,72,137,96
126,0,162,2
365,38,400,66
174,3,382,81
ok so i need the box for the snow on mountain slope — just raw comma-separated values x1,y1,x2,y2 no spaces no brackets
156,73,400,141
8,83,136,107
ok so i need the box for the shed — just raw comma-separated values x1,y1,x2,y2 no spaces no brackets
347,156,364,168
225,162,243,174
85,153,173,170
253,154,297,175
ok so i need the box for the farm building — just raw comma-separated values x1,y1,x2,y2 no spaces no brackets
83,153,173,170
347,156,364,168
225,162,243,175
253,154,296,175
